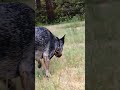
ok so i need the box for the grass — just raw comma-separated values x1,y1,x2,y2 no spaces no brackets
35,15,85,26
35,21,85,90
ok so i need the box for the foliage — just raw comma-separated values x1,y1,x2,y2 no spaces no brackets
35,0,85,24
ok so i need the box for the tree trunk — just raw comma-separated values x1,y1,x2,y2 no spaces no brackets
45,0,54,23
35,0,41,10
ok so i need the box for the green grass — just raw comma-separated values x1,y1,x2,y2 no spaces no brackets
35,15,85,26
36,21,85,90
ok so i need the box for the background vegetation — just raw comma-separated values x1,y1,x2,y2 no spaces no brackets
35,0,85,25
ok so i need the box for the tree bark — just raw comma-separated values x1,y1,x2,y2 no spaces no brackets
45,0,55,23
35,0,41,10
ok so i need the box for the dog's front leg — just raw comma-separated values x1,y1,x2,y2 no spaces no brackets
43,56,51,77
19,63,34,90
20,71,30,90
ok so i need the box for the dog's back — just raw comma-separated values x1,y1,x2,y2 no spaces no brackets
0,2,35,85
35,27,56,60
35,27,65,77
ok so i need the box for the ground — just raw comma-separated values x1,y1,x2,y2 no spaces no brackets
35,21,85,90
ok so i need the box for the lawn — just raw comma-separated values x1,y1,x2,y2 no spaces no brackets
35,21,85,90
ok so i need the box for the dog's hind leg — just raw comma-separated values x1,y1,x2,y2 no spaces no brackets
38,59,43,70
2,78,16,90
8,79,16,90
20,71,30,90
39,58,51,77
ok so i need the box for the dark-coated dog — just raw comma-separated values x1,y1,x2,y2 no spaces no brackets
35,27,65,77
0,3,34,90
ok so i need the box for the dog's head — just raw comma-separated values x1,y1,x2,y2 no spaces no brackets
54,35,65,58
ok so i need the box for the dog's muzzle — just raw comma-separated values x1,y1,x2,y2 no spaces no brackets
56,54,62,57
55,51,62,58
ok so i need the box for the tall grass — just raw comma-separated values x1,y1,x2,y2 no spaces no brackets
35,21,85,90
36,15,85,26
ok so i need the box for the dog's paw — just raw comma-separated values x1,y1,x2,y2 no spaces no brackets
45,70,51,77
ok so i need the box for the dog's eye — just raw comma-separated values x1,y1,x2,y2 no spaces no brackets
56,48,59,52
56,49,59,52
56,51,59,54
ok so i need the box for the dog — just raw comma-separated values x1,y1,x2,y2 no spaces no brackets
35,27,65,77
0,3,35,90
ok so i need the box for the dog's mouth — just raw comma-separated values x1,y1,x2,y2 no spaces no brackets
54,51,62,58
56,54,62,58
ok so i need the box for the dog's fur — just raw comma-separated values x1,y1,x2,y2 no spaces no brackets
35,27,65,77
0,3,35,90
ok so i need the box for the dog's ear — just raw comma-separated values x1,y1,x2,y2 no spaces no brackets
60,34,65,44
56,37,59,41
